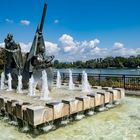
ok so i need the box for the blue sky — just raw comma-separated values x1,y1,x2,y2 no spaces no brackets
0,0,140,61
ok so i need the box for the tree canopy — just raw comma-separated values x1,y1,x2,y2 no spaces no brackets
53,56,140,69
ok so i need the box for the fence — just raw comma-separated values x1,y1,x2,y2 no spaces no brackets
54,73,140,90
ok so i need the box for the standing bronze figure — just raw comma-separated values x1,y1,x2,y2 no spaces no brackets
4,33,23,88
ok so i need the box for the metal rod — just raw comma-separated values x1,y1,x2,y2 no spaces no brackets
39,3,47,32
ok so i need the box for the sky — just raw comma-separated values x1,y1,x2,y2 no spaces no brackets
0,0,140,61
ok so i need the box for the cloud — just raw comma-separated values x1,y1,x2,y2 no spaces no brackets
0,34,140,62
20,20,30,26
0,43,5,48
111,42,140,57
59,34,74,45
5,18,14,23
113,42,124,50
58,34,102,61
45,41,60,54
54,19,59,24
59,34,76,53
19,42,32,52
89,39,100,48
58,34,140,61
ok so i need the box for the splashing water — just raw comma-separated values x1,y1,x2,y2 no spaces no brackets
69,69,75,90
7,73,12,91
87,110,95,116
56,70,61,88
82,71,92,92
17,75,23,94
75,114,85,120
106,103,114,108
98,106,108,112
28,75,35,96
40,70,50,100
42,124,55,132
22,121,30,133
61,119,70,125
8,116,18,126
0,72,5,90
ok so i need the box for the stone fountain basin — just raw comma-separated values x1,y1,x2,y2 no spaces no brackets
0,85,125,127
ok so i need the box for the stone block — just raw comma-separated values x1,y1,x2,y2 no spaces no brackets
46,101,67,119
108,89,119,101
114,88,125,99
16,102,31,119
62,102,70,117
89,92,112,106
95,93,104,106
62,99,83,114
7,99,19,116
0,97,5,111
0,97,9,111
75,96,91,110
87,93,95,108
97,91,110,104
26,106,53,126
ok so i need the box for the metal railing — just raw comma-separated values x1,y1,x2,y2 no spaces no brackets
54,72,140,90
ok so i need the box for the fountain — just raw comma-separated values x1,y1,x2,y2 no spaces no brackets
82,71,92,92
17,75,23,94
0,72,5,90
69,69,75,90
0,3,126,135
7,73,12,91
40,70,50,100
56,70,61,88
28,75,35,96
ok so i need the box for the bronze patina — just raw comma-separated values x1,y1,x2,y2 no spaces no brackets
4,3,54,90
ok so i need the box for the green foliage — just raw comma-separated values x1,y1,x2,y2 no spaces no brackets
52,55,140,69
88,76,98,86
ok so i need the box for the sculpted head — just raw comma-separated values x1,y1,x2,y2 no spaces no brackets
7,33,13,41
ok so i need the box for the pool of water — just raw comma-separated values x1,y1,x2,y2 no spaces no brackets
0,97,140,140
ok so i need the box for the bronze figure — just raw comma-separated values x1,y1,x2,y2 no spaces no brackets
4,3,54,90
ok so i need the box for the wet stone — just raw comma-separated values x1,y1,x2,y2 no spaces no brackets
62,99,83,115
75,96,91,110
26,106,53,126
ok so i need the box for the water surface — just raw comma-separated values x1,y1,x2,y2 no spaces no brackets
55,68,140,75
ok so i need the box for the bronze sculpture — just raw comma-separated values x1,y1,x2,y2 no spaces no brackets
4,33,23,88
4,3,54,90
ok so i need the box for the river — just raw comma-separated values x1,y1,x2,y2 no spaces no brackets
0,97,139,140
55,68,140,75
